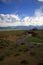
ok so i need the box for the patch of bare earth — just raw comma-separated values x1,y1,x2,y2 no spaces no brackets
0,34,26,42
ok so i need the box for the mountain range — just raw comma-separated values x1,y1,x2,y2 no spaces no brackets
0,26,43,30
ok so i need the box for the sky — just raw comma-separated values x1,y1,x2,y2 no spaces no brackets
0,0,43,27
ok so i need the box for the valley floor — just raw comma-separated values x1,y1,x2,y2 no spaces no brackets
0,30,43,65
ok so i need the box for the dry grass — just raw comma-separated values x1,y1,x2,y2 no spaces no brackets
0,30,43,65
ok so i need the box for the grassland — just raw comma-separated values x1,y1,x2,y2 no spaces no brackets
25,37,43,43
0,30,43,65
25,30,43,43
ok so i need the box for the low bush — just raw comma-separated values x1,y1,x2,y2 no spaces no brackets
20,60,28,65
30,52,36,56
14,53,20,57
0,55,5,61
19,49,23,52
5,51,11,57
38,63,43,65
14,44,20,48
30,46,34,48
23,48,29,52
21,43,25,45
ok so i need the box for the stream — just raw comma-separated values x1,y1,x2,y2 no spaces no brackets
15,34,43,46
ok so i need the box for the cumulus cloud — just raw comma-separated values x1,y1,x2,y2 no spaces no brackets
0,7,43,27
35,8,43,16
0,14,21,27
22,16,43,26
38,0,43,2
0,14,20,22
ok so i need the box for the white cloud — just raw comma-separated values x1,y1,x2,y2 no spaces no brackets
0,14,21,27
35,9,43,16
38,0,43,2
10,15,20,20
35,7,43,16
22,16,43,26
0,7,43,27
0,14,20,22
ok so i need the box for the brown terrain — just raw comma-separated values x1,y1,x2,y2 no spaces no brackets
0,30,43,65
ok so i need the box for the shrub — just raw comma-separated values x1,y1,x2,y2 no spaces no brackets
34,44,37,46
19,48,29,52
24,48,29,52
32,27,38,31
0,39,9,49
30,52,36,56
5,51,11,57
38,63,43,65
30,46,34,48
14,53,20,57
21,43,25,45
0,55,5,61
19,49,23,52
20,60,28,65
14,44,19,48
32,32,37,37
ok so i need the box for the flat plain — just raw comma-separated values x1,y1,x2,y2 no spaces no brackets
0,30,43,65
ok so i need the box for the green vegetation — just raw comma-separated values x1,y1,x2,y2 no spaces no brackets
0,40,8,49
0,30,25,37
30,46,34,48
25,37,43,43
0,30,43,65
0,55,5,61
0,38,43,65
14,53,20,57
30,52,36,57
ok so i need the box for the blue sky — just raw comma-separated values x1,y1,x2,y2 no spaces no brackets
0,0,43,16
0,0,43,26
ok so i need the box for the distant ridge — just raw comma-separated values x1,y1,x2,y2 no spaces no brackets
0,26,43,30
